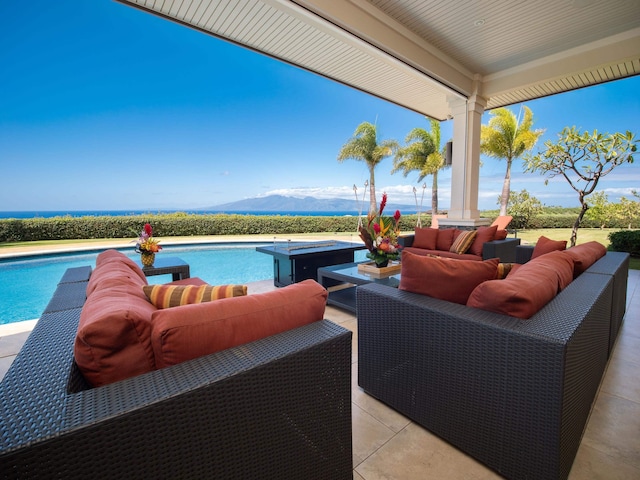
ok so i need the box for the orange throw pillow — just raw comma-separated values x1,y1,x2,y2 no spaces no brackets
413,227,438,250
143,284,247,309
150,279,327,368
399,251,499,304
469,225,498,256
436,228,456,251
449,230,477,255
531,235,567,259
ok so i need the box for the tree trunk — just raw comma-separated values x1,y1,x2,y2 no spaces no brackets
369,168,377,215
571,197,589,247
431,172,438,214
499,159,513,216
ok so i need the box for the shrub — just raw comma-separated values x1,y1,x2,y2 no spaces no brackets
608,230,640,257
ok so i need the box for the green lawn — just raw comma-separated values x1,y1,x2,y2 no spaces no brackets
511,228,639,269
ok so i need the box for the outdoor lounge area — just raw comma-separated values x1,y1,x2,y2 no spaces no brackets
1,262,639,479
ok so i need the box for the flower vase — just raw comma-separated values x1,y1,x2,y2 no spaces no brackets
375,258,389,268
141,252,155,268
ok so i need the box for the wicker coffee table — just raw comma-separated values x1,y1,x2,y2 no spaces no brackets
317,262,400,313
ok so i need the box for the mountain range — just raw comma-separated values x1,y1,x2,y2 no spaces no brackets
206,195,420,213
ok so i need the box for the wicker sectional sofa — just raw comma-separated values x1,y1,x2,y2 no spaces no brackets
357,250,629,480
0,263,353,479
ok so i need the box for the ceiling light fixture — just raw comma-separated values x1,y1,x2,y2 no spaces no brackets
474,19,486,26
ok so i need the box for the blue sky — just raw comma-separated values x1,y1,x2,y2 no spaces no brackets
1,0,639,213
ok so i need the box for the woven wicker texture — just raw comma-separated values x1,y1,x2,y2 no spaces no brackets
1,271,353,479
357,261,619,480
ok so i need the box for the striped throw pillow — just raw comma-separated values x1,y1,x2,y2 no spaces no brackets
449,230,477,255
143,284,247,309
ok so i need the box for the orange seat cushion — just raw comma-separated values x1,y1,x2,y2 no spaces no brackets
150,279,328,369
399,251,499,305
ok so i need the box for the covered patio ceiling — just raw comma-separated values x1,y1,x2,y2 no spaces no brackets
117,0,640,121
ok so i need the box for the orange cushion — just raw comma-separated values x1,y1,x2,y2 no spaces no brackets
564,241,607,277
95,249,147,283
86,261,148,296
413,227,438,250
531,235,567,259
450,230,477,255
75,288,157,386
469,225,498,256
436,228,456,251
467,250,575,319
399,251,499,305
143,284,247,309
494,229,508,240
150,279,328,369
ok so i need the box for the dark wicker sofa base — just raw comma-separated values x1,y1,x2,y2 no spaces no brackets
0,267,353,479
357,251,628,480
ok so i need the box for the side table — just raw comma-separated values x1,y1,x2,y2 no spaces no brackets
137,256,190,281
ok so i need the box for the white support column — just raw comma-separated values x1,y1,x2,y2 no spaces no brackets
440,94,490,229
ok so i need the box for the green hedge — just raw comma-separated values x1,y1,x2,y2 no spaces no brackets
609,230,640,256
0,213,422,243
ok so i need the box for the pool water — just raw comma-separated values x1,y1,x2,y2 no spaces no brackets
0,244,369,325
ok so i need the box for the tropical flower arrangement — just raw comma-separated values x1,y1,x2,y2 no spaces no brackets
135,223,162,254
358,193,402,267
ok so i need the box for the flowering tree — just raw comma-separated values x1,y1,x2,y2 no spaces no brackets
525,127,637,246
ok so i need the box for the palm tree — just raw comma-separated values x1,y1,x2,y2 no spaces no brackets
337,122,398,214
480,106,544,216
392,119,446,214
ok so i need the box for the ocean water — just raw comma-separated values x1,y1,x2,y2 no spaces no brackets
0,210,359,219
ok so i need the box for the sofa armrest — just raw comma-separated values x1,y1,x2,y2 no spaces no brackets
516,244,535,263
481,237,521,262
0,307,353,479
398,234,414,248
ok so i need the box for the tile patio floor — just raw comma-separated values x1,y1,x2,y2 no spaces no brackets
1,270,639,479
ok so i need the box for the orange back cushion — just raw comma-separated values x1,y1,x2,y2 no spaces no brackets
467,250,575,319
75,289,157,386
564,241,607,277
150,279,328,369
413,227,438,250
531,235,567,259
436,228,456,251
399,251,499,305
469,225,498,256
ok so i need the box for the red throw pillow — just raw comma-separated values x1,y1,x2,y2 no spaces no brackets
436,228,456,251
399,251,499,305
150,279,327,368
531,235,567,259
469,225,498,256
413,227,438,250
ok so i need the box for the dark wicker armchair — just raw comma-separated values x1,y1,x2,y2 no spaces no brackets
0,267,353,479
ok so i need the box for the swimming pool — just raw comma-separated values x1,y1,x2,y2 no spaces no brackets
0,244,369,325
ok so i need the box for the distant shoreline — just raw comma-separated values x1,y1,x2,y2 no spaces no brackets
0,210,421,219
